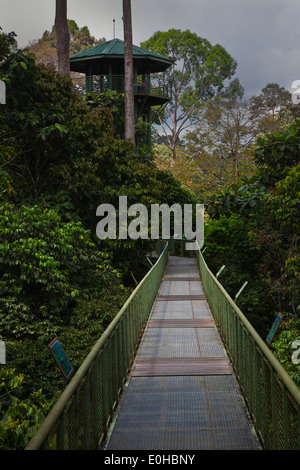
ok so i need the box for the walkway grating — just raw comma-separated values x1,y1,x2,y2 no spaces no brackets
157,294,206,300
163,276,201,281
148,319,214,328
132,357,232,376
105,256,260,450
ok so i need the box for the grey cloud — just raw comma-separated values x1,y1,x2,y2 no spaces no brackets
1,0,300,96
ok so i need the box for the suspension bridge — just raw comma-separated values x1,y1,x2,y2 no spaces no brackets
25,241,300,451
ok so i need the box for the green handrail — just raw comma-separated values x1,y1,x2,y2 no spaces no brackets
25,244,168,450
196,246,300,450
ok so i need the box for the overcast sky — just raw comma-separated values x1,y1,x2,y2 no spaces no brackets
2,0,300,97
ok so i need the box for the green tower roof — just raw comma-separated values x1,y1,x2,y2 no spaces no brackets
70,38,173,75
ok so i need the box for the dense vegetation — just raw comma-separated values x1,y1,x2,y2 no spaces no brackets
203,124,300,386
144,31,300,388
0,22,299,449
0,29,193,449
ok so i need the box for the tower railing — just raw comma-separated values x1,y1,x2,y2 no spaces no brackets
80,74,172,100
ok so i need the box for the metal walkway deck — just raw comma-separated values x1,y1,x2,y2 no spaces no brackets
104,256,260,450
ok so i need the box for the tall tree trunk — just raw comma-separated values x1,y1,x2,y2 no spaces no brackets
55,0,70,75
123,0,135,143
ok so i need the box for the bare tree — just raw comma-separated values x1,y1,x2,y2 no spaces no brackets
55,0,70,75
123,0,135,143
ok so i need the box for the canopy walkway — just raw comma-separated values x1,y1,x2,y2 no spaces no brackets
25,242,300,451
104,256,259,450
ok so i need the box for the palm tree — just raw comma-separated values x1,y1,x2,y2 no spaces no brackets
55,0,70,75
123,0,135,143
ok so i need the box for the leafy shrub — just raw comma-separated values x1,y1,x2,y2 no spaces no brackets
0,203,126,341
205,176,267,219
0,202,132,406
204,214,275,336
0,368,51,450
254,121,300,187
271,318,300,386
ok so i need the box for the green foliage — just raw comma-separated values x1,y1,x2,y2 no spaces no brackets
0,29,198,449
0,368,52,450
0,203,128,340
0,46,77,199
141,29,239,160
205,176,266,219
271,318,300,386
142,29,237,104
254,121,300,187
249,83,293,135
0,29,17,57
204,215,240,266
29,19,105,72
155,169,196,206
205,119,300,376
247,164,300,316
204,215,274,336
42,19,104,55
0,30,193,274
85,90,125,137
267,165,300,232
